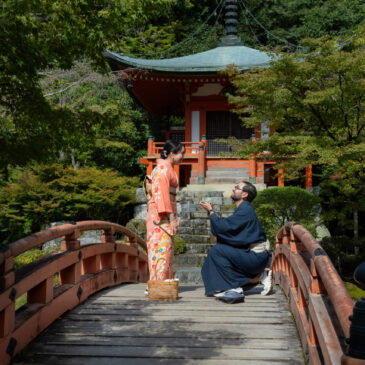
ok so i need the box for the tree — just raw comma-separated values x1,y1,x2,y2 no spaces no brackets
252,187,320,244
0,0,174,168
38,62,149,175
228,32,365,239
237,0,365,50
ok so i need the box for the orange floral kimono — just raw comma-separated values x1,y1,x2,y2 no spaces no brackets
146,159,178,280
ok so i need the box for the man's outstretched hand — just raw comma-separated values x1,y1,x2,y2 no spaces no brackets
200,200,213,211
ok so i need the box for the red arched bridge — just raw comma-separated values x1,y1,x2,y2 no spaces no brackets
0,221,363,365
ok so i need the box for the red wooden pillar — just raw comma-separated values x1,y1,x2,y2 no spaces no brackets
174,164,180,187
305,165,312,189
198,141,205,184
249,154,256,184
0,257,14,291
0,302,15,338
278,169,284,187
60,228,81,285
147,136,153,156
147,162,153,175
28,277,53,304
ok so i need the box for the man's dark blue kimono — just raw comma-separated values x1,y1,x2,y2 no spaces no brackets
201,200,269,296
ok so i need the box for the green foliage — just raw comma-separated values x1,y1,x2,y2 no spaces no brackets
253,187,320,243
319,173,365,237
321,236,365,280
344,282,365,301
0,0,172,168
115,1,223,58
0,164,139,245
13,247,59,270
174,236,186,255
89,139,144,177
237,0,364,49
126,218,147,240
229,35,365,208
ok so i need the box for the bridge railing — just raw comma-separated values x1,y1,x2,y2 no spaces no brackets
0,220,148,364
273,222,357,365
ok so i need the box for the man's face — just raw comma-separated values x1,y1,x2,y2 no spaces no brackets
231,182,247,201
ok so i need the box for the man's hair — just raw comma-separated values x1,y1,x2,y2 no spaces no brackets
241,181,257,202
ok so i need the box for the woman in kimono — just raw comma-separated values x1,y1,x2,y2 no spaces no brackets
146,140,185,281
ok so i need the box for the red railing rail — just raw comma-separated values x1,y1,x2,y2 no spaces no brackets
150,141,201,157
273,222,358,365
0,221,148,364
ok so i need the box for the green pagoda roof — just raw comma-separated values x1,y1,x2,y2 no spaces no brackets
103,44,273,74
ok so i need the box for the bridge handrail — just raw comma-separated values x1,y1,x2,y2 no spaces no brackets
273,222,354,365
0,220,147,266
277,222,353,337
0,220,148,364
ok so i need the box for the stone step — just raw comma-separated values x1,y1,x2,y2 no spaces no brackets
174,253,207,267
186,243,214,254
205,177,246,184
174,267,203,284
206,170,249,177
177,234,211,244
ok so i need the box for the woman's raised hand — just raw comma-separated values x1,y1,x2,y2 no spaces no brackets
171,219,179,235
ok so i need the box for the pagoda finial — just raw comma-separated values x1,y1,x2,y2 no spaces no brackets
219,0,243,46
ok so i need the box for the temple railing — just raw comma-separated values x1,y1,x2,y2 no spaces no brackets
0,221,148,364
272,222,362,365
148,140,202,158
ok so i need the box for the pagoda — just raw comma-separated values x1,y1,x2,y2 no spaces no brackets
104,0,312,189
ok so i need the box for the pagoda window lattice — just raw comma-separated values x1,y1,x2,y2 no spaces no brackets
206,111,253,156
170,132,185,143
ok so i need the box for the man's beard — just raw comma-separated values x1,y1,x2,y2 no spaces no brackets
231,194,240,202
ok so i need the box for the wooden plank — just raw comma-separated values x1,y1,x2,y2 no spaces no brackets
13,283,304,365
64,314,290,324
72,308,285,317
84,302,284,309
45,322,300,340
38,335,291,349
29,344,301,360
16,357,303,365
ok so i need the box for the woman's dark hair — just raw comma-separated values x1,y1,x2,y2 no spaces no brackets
160,139,184,159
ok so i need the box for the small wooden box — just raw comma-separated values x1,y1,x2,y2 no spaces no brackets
147,280,179,300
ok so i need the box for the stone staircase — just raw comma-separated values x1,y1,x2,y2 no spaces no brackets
204,168,250,184
190,166,251,184
173,185,236,283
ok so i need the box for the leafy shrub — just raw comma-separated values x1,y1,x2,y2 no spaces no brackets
321,236,365,280
174,236,186,255
0,164,139,245
253,187,321,244
13,247,59,270
126,218,147,240
90,139,145,178
344,282,365,301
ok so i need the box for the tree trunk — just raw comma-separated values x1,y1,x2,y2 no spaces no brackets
354,209,359,255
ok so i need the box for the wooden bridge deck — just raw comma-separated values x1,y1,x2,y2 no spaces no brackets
14,283,304,365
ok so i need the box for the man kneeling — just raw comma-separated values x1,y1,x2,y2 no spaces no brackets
200,181,272,304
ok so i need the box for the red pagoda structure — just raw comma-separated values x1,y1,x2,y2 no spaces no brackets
104,0,312,189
